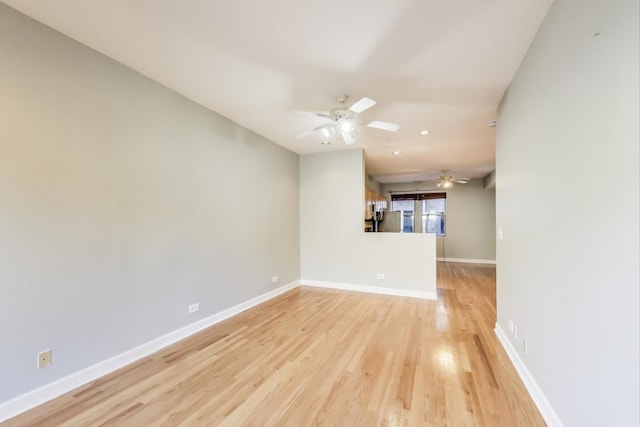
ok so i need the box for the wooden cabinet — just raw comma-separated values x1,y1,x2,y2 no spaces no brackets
365,189,387,218
364,190,388,231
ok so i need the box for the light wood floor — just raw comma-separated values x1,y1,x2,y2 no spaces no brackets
3,263,545,426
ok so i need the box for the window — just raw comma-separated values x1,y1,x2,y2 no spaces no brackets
422,198,446,236
391,192,446,236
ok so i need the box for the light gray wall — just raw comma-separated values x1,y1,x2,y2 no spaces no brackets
364,174,381,193
483,170,496,189
380,180,496,261
300,149,436,294
496,0,639,425
0,4,300,404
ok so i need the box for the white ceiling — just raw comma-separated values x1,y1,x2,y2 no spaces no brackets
4,0,553,183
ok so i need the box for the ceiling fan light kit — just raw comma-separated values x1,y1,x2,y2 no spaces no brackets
296,95,399,145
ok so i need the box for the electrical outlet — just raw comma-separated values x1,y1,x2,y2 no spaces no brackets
376,273,385,280
188,303,199,314
272,276,278,283
523,339,528,354
37,349,51,369
497,227,503,240
508,320,514,335
513,324,518,338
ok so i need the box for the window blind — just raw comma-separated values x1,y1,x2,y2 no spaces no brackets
390,192,446,201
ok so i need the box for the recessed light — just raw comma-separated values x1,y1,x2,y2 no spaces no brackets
392,151,401,156
320,140,331,145
419,130,431,135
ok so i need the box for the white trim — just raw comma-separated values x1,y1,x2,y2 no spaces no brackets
494,323,564,427
437,257,496,264
0,280,300,423
302,279,438,300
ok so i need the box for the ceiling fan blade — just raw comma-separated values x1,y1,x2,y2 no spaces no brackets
294,110,331,119
296,129,315,139
366,120,399,132
453,180,469,184
348,97,376,113
342,131,356,145
296,123,332,139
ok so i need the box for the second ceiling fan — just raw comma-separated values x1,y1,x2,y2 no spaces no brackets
296,95,399,145
426,170,470,188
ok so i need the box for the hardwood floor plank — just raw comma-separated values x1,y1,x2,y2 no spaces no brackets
2,263,545,426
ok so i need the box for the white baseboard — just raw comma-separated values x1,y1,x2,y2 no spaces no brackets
0,280,300,423
494,323,564,427
302,279,437,300
437,257,496,264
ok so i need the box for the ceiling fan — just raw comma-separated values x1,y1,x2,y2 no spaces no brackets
426,170,470,188
296,95,399,145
